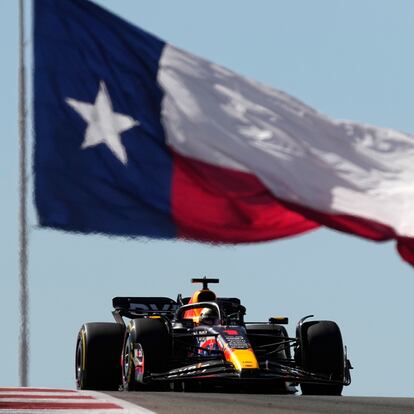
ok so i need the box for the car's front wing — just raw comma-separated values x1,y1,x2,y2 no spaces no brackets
148,359,351,387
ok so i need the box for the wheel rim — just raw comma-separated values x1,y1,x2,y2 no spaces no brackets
122,333,145,387
134,343,145,383
75,338,83,389
123,334,132,385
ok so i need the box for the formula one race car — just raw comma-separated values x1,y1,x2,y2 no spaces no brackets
75,278,352,395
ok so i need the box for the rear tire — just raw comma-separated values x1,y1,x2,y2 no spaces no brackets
75,322,125,390
122,318,171,391
299,321,344,396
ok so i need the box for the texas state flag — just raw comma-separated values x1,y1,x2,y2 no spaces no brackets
35,0,414,266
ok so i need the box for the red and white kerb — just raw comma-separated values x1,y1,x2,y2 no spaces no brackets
0,387,154,414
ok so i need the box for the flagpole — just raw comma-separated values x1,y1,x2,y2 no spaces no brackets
18,0,29,387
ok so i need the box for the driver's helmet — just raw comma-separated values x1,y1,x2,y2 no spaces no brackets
184,289,217,321
199,307,219,326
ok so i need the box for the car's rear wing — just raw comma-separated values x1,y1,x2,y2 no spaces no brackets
112,297,178,323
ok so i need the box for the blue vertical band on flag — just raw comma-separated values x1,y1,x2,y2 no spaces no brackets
34,0,176,237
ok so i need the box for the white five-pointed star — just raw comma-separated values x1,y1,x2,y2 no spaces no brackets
66,81,139,165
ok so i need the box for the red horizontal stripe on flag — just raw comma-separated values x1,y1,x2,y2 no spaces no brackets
0,401,121,410
171,151,414,266
271,195,414,266
397,237,414,267
172,152,318,242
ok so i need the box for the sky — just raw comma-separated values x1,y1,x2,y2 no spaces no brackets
1,0,414,397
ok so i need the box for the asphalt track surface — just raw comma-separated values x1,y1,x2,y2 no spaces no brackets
108,391,414,414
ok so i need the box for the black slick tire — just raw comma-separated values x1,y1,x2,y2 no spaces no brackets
299,320,344,396
75,322,125,390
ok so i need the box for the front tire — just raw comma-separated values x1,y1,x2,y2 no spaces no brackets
122,318,171,391
75,322,125,390
299,321,344,396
